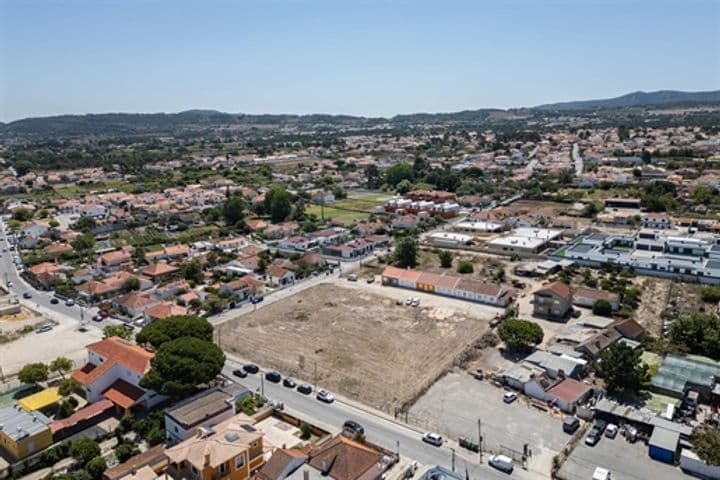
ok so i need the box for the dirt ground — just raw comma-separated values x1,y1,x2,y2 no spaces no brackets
635,278,672,337
217,283,492,413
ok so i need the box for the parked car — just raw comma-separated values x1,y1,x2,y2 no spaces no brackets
265,371,281,383
92,314,103,322
242,363,260,374
65,299,75,306
282,377,296,388
471,369,484,380
347,274,357,282
563,416,580,434
503,391,518,403
22,292,32,299
297,384,313,395
251,296,264,304
411,298,420,307
488,454,514,473
422,432,443,447
605,424,618,439
585,421,606,447
592,467,611,480
405,297,412,305
232,369,247,378
571,309,582,318
6,281,12,287
316,389,334,403
343,420,365,435
366,277,375,284
50,297,59,304
35,324,52,334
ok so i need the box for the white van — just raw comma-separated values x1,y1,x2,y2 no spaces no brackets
488,454,513,473
592,467,611,480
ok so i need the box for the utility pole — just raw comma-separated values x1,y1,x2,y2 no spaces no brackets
260,375,265,398
478,418,483,463
314,360,318,390
451,448,456,472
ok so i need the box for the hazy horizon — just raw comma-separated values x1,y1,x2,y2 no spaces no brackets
1,0,719,122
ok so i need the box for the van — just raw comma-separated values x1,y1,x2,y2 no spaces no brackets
592,467,611,480
488,454,513,473
563,416,580,434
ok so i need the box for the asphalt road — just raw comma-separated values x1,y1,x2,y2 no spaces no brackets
222,359,546,480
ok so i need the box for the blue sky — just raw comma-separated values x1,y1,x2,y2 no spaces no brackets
1,0,718,121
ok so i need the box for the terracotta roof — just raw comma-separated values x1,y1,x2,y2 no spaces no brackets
381,266,422,283
417,272,459,289
144,302,188,320
536,281,572,299
573,287,619,303
49,399,114,434
104,444,168,480
28,261,64,276
455,278,504,297
307,435,384,480
257,449,307,480
143,262,179,277
103,379,146,409
612,318,646,340
546,378,592,403
266,264,291,278
72,337,153,384
116,291,156,309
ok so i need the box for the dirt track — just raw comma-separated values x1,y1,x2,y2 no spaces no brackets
217,283,490,412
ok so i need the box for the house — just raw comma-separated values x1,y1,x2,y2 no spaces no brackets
524,376,593,413
575,328,622,359
27,262,67,288
523,350,586,379
113,291,159,318
533,282,573,320
0,404,52,460
322,239,374,259
572,287,620,311
303,434,392,480
80,204,107,218
103,444,169,480
72,337,164,411
296,252,326,268
143,262,180,282
99,247,133,271
216,237,248,253
21,220,50,238
266,265,295,287
612,318,646,341
144,302,189,322
146,244,191,263
77,272,150,302
165,384,250,444
644,214,673,230
164,415,265,480
391,215,419,230
256,449,307,480
219,276,264,300
280,236,313,252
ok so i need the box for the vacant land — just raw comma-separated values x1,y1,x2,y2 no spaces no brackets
306,205,370,224
217,283,492,412
635,278,672,336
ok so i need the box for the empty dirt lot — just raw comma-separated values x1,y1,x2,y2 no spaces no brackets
217,283,494,412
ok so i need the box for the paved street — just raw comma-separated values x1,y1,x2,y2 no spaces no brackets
409,372,568,474
222,358,547,480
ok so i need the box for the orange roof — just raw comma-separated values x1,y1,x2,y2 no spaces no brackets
144,302,188,320
50,399,114,434
307,435,384,480
381,266,422,283
103,379,145,409
143,262,179,277
28,261,64,276
73,337,153,384
536,281,572,299
417,272,459,289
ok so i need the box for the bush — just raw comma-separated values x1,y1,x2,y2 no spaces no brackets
70,438,101,466
456,261,474,274
438,250,453,268
592,299,613,317
114,444,136,463
85,456,107,480
498,319,544,353
236,394,264,416
300,422,312,440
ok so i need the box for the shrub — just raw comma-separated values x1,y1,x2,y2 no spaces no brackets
456,261,474,274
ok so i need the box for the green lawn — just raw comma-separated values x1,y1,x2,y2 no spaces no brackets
306,205,370,224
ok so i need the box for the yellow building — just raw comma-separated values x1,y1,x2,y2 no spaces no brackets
164,414,265,480
0,404,53,460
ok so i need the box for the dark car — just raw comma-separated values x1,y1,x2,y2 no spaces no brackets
22,292,32,299
265,371,281,383
50,297,59,304
232,369,247,378
343,420,364,435
242,364,260,374
283,377,296,388
563,416,580,434
297,384,312,395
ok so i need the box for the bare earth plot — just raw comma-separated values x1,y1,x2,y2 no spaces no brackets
635,278,671,337
217,283,493,413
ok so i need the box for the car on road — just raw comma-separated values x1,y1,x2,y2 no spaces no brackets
35,324,52,333
421,432,443,447
250,296,264,304
265,371,281,383
405,297,412,305
282,377,296,388
343,420,365,435
488,454,514,473
411,298,420,307
563,416,580,434
604,424,618,439
316,389,334,403
6,281,12,287
65,299,75,306
347,274,357,282
92,314,103,322
22,292,32,299
232,369,247,378
503,391,518,403
50,297,59,304
366,277,374,284
242,364,260,374
297,384,312,395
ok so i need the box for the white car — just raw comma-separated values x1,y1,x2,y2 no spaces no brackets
405,297,412,305
503,391,518,403
604,424,618,438
592,467,611,480
411,298,420,307
421,432,443,447
316,389,334,403
488,454,514,473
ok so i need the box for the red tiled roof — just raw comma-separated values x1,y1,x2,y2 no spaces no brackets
73,337,153,384
546,378,592,403
536,281,572,299
103,379,145,409
50,399,114,433
144,302,188,320
307,435,384,480
143,262,179,277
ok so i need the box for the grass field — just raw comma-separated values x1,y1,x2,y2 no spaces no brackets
306,205,370,224
306,190,393,223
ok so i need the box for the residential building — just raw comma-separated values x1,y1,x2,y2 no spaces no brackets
572,287,620,311
266,265,295,287
164,415,265,480
0,404,52,460
533,282,573,319
143,262,180,282
72,337,164,411
144,302,189,322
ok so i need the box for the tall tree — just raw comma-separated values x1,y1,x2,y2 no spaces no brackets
394,237,418,268
18,362,49,385
265,187,292,223
136,315,213,349
594,343,649,394
498,319,544,353
49,357,74,378
690,426,720,466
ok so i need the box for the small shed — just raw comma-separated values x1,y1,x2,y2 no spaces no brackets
649,426,679,464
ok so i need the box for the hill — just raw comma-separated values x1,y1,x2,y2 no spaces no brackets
535,89,720,111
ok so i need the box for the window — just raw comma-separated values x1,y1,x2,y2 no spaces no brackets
235,454,245,469
220,462,228,476
191,466,199,478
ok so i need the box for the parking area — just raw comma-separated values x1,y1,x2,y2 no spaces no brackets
408,371,568,472
560,432,687,480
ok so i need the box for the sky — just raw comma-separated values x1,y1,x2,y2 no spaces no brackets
1,0,719,122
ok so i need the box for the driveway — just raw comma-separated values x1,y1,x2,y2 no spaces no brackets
409,371,569,473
